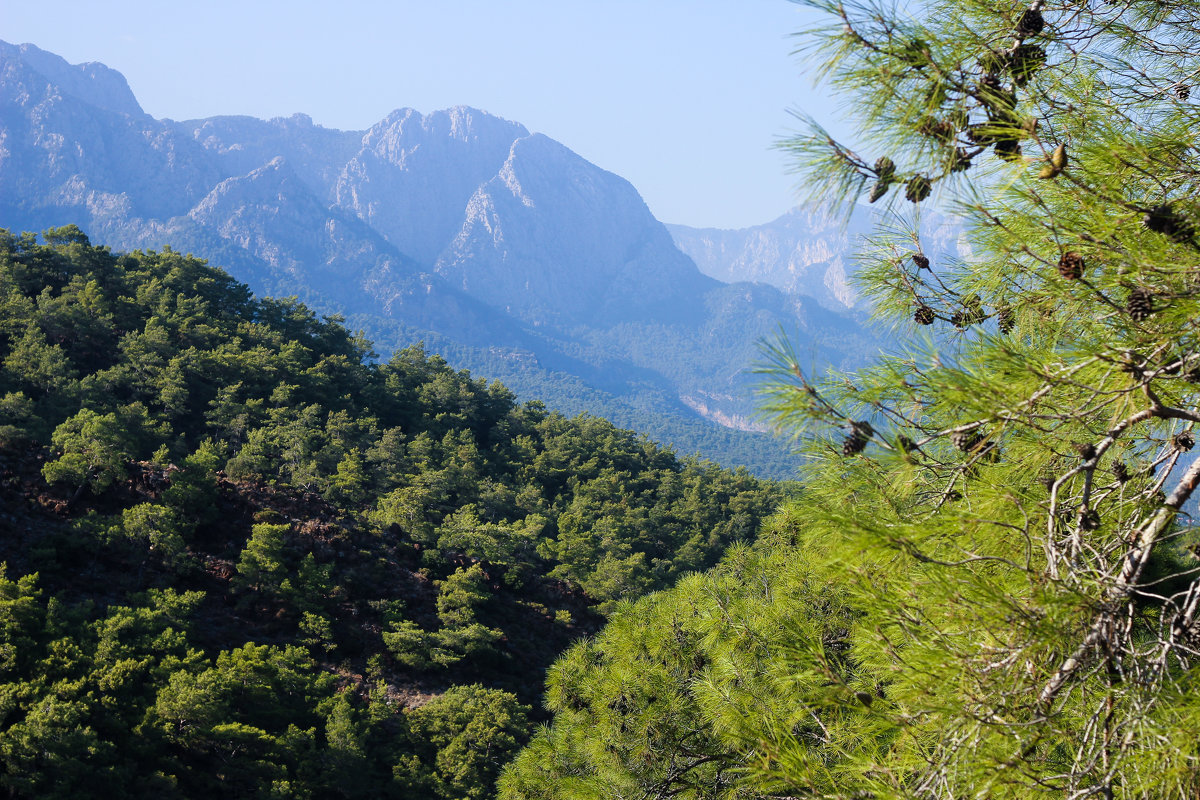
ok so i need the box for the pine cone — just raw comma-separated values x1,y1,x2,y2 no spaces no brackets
1142,203,1195,243
994,138,1022,161
919,118,956,142
905,174,932,203
1178,84,1191,101
949,147,972,173
1058,252,1084,279
911,253,930,269
868,181,889,203
951,429,983,452
1080,509,1101,531
1076,442,1097,460
984,86,1018,116
997,305,1016,334
979,50,1008,74
1126,288,1154,321
1010,44,1046,86
961,295,985,325
842,421,874,455
1038,143,1067,179
874,156,896,182
1172,431,1195,452
896,38,929,68
1112,462,1130,483
914,305,935,325
1017,8,1045,36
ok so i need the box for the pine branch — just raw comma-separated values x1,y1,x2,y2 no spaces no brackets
1039,455,1200,707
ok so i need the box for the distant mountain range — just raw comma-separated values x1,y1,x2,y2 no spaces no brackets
0,40,886,478
669,205,969,312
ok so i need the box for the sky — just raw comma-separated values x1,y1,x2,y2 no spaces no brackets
4,1,852,229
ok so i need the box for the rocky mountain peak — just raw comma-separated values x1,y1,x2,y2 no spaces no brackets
0,40,145,117
436,132,715,326
333,107,528,265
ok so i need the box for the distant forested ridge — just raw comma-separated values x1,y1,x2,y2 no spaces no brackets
0,226,782,799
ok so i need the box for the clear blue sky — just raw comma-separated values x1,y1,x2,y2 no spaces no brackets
5,1,850,229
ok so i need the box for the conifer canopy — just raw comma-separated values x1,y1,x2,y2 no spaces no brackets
503,0,1200,796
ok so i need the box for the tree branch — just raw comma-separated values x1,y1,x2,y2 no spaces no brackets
1039,456,1200,707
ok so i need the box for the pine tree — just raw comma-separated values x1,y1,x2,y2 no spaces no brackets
506,0,1200,797
746,0,1200,795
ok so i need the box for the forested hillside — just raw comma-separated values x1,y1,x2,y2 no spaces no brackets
0,226,781,799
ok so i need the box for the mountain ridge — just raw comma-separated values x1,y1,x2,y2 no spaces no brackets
0,40,879,477
668,203,970,310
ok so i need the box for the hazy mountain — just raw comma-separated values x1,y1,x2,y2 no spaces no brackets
668,204,970,311
334,107,530,266
179,112,362,199
0,40,880,477
436,132,718,327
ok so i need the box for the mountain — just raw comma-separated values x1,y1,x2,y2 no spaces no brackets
436,132,718,328
0,41,879,478
668,203,970,311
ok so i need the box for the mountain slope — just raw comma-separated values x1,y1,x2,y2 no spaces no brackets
437,132,718,327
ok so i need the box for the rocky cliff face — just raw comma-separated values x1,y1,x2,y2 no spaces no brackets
187,156,427,311
176,113,362,200
333,107,529,266
0,41,145,118
0,43,221,225
437,133,718,326
0,40,878,477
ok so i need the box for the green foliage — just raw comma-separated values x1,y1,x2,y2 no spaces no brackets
403,686,531,800
42,409,136,495
511,0,1200,797
382,620,437,671
435,565,493,627
0,228,784,798
235,523,292,596
0,227,779,606
500,535,859,800
160,439,223,527
0,565,44,678
121,503,187,567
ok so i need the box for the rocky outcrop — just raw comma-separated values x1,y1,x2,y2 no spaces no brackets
436,133,717,326
333,107,529,265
